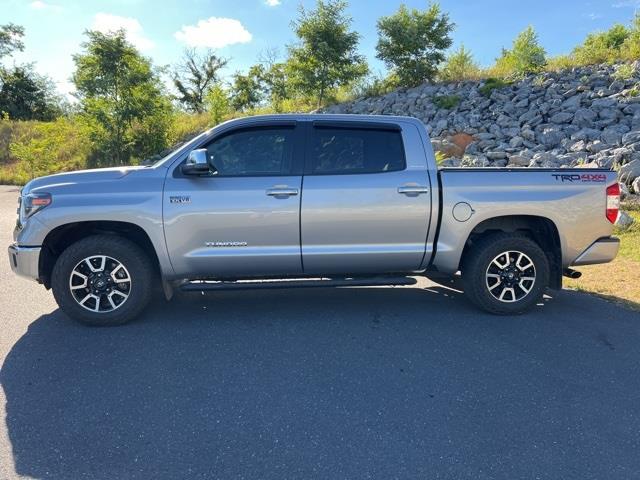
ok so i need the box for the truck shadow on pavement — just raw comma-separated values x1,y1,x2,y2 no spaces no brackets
2,286,640,479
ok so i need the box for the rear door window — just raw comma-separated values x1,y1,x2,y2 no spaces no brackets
309,127,406,175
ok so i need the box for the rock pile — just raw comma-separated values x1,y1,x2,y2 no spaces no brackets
324,63,640,193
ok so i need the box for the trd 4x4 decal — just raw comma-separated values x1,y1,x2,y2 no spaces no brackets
552,173,607,183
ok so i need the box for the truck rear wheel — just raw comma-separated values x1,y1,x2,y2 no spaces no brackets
462,233,550,315
51,235,154,326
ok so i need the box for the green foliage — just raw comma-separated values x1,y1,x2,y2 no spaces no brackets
439,44,480,82
0,23,24,59
261,62,290,112
492,26,546,78
0,65,62,121
287,0,368,107
432,94,460,109
614,63,636,81
434,150,447,165
349,72,399,98
6,117,90,184
376,3,454,88
230,65,266,111
545,54,575,71
0,25,62,121
72,29,172,166
205,84,231,125
173,49,228,113
573,23,629,65
479,77,510,97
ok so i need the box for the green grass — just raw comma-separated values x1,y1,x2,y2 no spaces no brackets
565,208,640,310
479,78,510,97
616,209,640,262
432,95,460,109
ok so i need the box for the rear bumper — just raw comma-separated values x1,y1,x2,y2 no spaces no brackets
7,244,41,281
571,237,620,266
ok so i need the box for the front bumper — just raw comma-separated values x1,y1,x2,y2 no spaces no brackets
572,237,620,266
8,244,41,281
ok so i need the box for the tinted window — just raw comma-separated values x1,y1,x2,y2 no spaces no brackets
205,127,294,176
310,128,405,175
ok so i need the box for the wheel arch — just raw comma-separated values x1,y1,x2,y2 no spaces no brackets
459,215,562,290
39,221,161,289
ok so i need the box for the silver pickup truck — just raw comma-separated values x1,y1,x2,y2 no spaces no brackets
8,114,621,325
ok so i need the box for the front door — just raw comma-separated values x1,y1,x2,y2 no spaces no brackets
163,124,303,278
300,122,432,274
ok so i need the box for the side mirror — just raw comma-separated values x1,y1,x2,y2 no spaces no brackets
181,149,211,175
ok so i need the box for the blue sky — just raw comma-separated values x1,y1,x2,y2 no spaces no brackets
3,0,640,98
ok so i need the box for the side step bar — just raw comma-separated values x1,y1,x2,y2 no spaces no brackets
179,276,417,292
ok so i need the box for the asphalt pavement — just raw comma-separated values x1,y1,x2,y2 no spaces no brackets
0,184,639,479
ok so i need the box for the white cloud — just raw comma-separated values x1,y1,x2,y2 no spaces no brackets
584,12,602,20
91,13,155,50
265,0,281,6
30,1,61,11
174,17,252,48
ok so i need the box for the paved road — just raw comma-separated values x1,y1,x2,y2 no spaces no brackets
0,185,640,479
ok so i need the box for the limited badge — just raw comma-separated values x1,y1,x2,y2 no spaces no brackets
170,195,191,204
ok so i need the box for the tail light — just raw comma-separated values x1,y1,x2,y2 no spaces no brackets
606,183,620,224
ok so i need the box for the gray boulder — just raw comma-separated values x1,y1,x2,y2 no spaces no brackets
550,112,574,123
538,127,565,147
619,159,640,182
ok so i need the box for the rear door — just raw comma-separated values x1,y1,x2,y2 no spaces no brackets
300,121,432,274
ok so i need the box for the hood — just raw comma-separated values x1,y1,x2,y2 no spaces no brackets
22,166,147,194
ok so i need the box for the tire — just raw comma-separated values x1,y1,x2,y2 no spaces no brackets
462,233,550,315
51,235,155,326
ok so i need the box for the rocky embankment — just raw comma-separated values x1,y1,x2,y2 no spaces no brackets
325,63,640,201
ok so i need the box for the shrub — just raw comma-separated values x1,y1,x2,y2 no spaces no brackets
7,116,90,183
492,26,546,78
545,55,576,71
432,94,460,109
614,63,636,81
479,77,510,97
439,44,481,82
573,24,629,65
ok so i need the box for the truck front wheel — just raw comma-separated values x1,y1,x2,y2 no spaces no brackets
51,235,155,326
462,233,550,315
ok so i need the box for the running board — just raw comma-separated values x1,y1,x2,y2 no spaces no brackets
179,276,417,292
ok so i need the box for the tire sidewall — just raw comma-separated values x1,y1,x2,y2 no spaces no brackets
52,236,153,326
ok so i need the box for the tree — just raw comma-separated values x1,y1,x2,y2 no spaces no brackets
0,24,62,120
173,49,228,113
494,26,546,77
205,84,230,125
230,65,266,111
376,3,454,88
0,23,24,59
439,44,480,82
258,48,291,112
0,65,62,120
287,0,367,107
72,29,172,166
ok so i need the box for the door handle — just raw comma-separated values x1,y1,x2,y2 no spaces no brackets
398,186,429,195
266,187,299,197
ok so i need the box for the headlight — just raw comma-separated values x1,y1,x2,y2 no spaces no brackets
18,192,52,225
